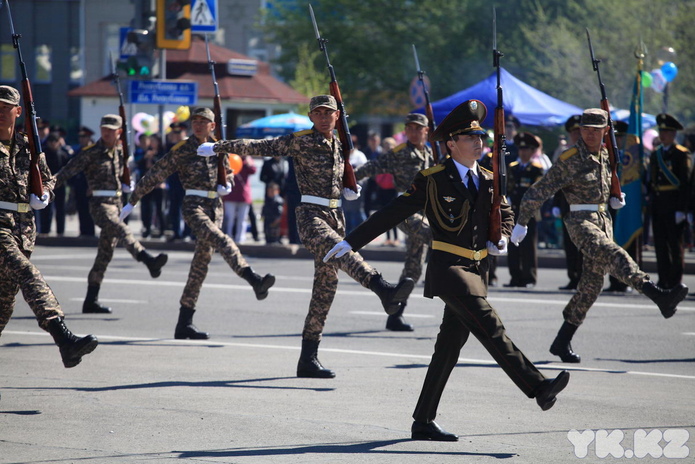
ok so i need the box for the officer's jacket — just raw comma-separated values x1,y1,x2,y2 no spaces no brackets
346,157,513,298
0,131,55,251
354,141,433,192
129,135,232,205
507,160,544,211
648,143,691,212
216,128,344,201
55,139,125,195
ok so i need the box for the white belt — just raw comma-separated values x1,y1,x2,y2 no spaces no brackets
570,203,607,212
0,200,30,213
186,189,218,199
301,195,342,208
92,190,121,197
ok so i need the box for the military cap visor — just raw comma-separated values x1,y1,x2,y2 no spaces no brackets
100,114,122,130
0,85,20,106
656,113,683,131
431,99,487,141
309,95,338,112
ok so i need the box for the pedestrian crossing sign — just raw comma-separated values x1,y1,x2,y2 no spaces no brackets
191,0,218,33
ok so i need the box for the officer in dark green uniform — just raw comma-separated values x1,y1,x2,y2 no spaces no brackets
326,100,570,441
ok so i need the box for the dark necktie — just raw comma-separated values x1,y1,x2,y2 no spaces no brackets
467,170,478,200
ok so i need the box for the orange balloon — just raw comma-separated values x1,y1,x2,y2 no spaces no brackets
228,153,243,174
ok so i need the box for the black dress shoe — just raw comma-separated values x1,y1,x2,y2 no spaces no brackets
411,420,459,441
386,314,414,331
535,370,570,411
559,281,578,290
82,301,112,314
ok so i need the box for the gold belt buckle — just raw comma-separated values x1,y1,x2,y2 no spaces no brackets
207,191,217,199
17,203,30,213
598,204,606,212
472,250,481,261
328,199,339,208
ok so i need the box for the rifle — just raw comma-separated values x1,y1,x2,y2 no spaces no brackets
109,51,132,186
5,0,43,197
309,4,358,193
205,34,229,186
586,28,622,201
412,44,443,163
489,8,508,245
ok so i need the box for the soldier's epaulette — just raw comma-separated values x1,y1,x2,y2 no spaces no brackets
675,144,690,154
480,165,493,175
392,142,407,153
293,129,314,137
531,161,544,169
172,139,187,151
83,142,97,151
509,161,520,167
421,164,445,176
559,147,578,161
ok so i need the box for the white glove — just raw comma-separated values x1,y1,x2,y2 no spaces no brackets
119,203,134,221
551,206,562,218
675,211,687,224
197,142,216,157
342,184,362,201
487,237,508,256
510,224,528,246
29,193,49,210
323,240,352,262
609,192,626,210
216,182,232,196
121,181,135,194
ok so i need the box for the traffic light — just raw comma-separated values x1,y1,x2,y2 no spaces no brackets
117,29,154,78
156,0,191,50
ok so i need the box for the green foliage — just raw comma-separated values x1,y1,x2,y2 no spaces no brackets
264,0,695,126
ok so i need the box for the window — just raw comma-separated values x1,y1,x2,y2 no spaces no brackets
0,44,16,82
35,44,52,83
70,46,83,84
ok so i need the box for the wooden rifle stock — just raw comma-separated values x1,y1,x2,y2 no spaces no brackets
205,35,229,186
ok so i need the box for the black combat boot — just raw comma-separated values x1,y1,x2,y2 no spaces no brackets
641,281,687,319
137,250,168,278
297,339,335,378
241,267,276,300
549,321,581,363
386,303,414,332
82,285,112,314
47,317,98,368
174,306,210,340
369,274,415,316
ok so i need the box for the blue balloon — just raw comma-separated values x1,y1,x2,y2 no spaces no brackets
661,62,678,82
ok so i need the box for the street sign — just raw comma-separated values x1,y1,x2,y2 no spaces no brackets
119,27,137,59
128,80,199,105
191,0,218,33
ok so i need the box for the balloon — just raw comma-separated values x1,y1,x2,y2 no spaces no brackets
228,153,243,174
640,70,653,89
176,105,190,122
141,114,157,135
163,111,175,133
131,112,150,133
643,128,658,151
650,69,666,93
661,62,678,82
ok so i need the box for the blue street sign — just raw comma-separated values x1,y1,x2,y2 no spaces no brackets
191,0,218,33
128,80,199,106
119,27,136,59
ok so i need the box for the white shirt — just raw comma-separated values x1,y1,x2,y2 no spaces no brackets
452,159,479,190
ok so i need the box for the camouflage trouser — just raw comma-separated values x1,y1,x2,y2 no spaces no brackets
88,198,145,285
180,197,249,309
296,204,376,342
397,211,431,284
0,230,63,335
563,211,649,326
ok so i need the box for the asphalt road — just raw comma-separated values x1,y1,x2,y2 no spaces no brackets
1,247,694,463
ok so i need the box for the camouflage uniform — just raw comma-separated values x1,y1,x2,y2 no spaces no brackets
0,130,63,334
354,141,434,283
215,129,378,341
128,135,244,309
517,138,649,326
56,139,144,286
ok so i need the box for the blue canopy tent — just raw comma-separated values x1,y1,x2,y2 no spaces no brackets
420,68,582,128
235,112,313,138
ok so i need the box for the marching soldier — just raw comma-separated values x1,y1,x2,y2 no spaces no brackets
197,95,414,379
512,108,688,364
0,85,97,368
505,132,544,288
55,114,168,314
648,113,691,289
120,108,275,339
353,112,435,331
326,100,570,441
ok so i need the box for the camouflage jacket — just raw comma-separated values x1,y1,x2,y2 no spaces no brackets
354,141,434,192
517,138,610,226
214,128,344,200
55,139,125,194
129,135,232,205
0,131,55,251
